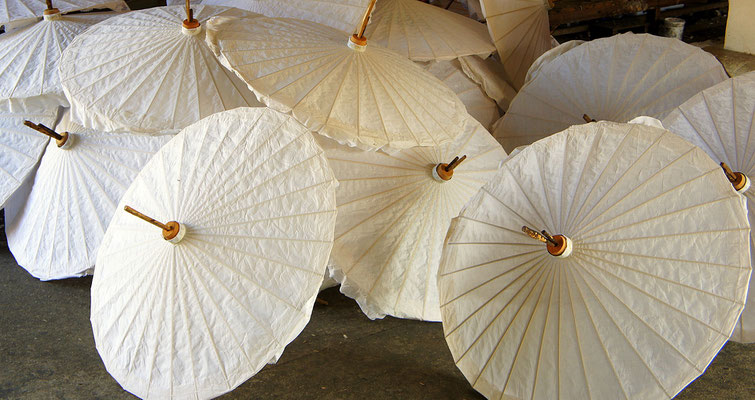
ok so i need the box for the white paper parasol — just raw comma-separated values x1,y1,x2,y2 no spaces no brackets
0,103,58,208
165,0,372,35
479,0,553,90
439,121,751,399
91,107,337,399
206,13,467,152
322,117,506,321
495,32,728,152
422,59,500,130
363,0,495,62
524,39,584,85
0,0,127,28
0,10,119,111
59,5,263,134
663,71,755,343
4,111,173,280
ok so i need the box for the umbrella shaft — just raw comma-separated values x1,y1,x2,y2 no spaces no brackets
124,206,172,232
355,0,377,37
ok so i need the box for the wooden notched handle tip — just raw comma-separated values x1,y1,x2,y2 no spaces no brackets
582,114,596,123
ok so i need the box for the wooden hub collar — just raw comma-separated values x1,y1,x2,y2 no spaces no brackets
435,163,453,180
162,221,182,241
546,235,568,257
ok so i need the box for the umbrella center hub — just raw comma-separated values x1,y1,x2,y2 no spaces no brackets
163,221,186,244
547,234,572,258
433,163,454,181
56,132,72,149
43,8,61,20
732,172,750,193
348,35,367,52
182,20,202,36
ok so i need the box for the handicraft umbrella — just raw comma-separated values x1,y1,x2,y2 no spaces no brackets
0,0,127,31
438,121,751,399
206,10,467,152
363,0,495,62
4,111,172,280
166,0,372,35
494,32,728,152
663,71,755,343
91,107,338,399
524,39,584,85
422,59,499,130
479,0,553,90
0,7,119,111
59,4,262,134
0,103,58,208
322,117,506,321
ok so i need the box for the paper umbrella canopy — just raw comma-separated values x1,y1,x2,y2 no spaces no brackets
363,0,495,62
0,104,58,208
4,111,173,281
206,15,468,152
663,71,755,343
91,107,338,399
0,11,119,110
438,121,751,399
59,5,263,134
494,32,728,152
320,117,506,321
166,0,373,35
0,0,127,29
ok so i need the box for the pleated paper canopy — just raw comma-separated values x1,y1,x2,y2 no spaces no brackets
59,5,263,134
166,0,372,34
4,111,173,280
0,0,127,27
439,121,751,400
663,71,755,343
479,0,553,90
0,11,118,111
91,107,338,399
524,39,584,85
422,60,500,130
206,15,468,152
494,33,728,152
321,117,506,321
363,0,495,61
0,103,58,208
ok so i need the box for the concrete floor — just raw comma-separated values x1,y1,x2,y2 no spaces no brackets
0,238,753,399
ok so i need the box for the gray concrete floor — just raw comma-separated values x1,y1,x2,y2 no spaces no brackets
0,238,753,399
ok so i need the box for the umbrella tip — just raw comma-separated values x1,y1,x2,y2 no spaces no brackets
720,162,750,193
582,114,596,123
432,155,467,181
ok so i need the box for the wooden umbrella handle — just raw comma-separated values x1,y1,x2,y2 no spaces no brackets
354,0,377,39
23,120,62,140
124,206,172,231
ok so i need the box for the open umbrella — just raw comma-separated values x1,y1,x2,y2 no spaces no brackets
524,39,584,85
494,32,728,152
166,0,372,35
0,102,58,208
363,0,495,62
59,4,263,134
438,121,750,399
0,0,127,31
91,107,337,399
421,59,500,130
663,71,755,343
206,11,467,152
0,7,119,111
4,111,172,280
479,0,553,90
321,117,506,321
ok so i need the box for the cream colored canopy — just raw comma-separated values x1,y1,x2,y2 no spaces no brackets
663,71,755,343
524,39,584,85
0,0,127,27
495,33,728,152
322,117,506,321
206,15,467,152
59,5,263,134
439,121,751,400
91,108,338,399
363,0,495,61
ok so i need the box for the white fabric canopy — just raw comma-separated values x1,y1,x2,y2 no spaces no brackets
91,107,337,399
0,12,118,111
663,71,755,343
479,0,553,90
422,59,499,130
363,0,495,61
439,121,751,400
207,15,467,152
458,55,517,112
495,32,728,152
524,39,584,85
0,103,58,208
59,5,263,134
322,117,506,321
4,111,173,280
0,0,127,26
165,0,372,34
